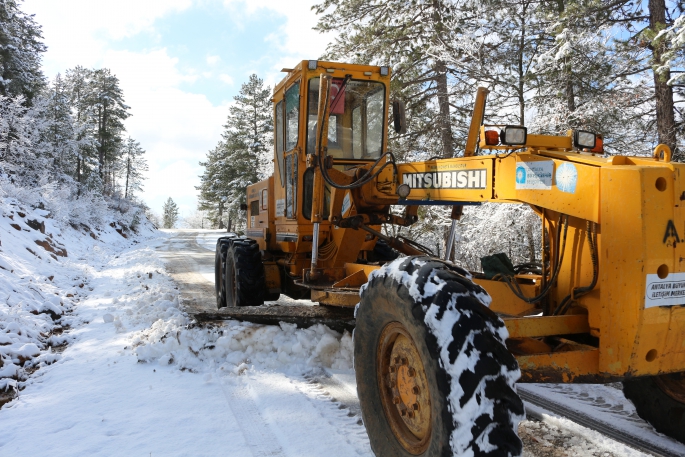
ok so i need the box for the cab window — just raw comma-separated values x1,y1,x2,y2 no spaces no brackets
275,100,285,186
285,82,300,151
306,77,385,160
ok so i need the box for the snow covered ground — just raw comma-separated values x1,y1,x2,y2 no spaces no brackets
0,216,679,456
0,221,370,456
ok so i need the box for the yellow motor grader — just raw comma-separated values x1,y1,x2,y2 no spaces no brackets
214,60,685,456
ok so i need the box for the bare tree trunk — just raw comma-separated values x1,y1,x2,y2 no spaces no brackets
565,69,576,113
526,221,536,263
517,6,526,125
76,156,81,198
649,0,677,155
124,157,130,199
217,201,224,229
430,0,453,158
97,106,104,180
434,62,454,158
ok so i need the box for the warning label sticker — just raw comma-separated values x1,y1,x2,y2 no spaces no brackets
275,199,285,217
515,161,553,190
645,272,685,308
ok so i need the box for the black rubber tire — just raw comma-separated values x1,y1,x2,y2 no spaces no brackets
224,238,266,307
355,256,524,457
215,237,232,309
264,292,281,302
623,374,685,443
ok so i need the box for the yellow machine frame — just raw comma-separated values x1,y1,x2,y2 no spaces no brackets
245,60,685,384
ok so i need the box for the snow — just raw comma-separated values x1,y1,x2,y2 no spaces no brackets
519,383,685,456
0,203,682,456
0,205,369,456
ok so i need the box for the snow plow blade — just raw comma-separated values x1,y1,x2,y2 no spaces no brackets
191,305,355,333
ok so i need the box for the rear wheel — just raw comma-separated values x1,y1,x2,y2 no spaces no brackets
623,372,685,443
224,238,266,307
355,256,524,456
215,237,233,309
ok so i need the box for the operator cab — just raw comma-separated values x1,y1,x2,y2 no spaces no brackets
305,77,386,162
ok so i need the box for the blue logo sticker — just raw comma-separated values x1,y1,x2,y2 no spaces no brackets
556,163,578,194
515,166,526,184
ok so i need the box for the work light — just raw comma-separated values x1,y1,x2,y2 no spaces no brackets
574,130,596,149
380,66,389,76
500,126,527,146
397,184,411,198
308,60,318,70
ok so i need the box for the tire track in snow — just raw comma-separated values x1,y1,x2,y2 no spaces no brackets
221,380,285,457
305,370,361,419
299,371,372,455
519,384,685,457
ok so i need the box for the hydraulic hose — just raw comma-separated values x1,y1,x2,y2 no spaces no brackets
494,214,569,304
553,221,599,315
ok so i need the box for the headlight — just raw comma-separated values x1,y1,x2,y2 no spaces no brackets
500,126,527,145
396,184,411,198
574,130,596,149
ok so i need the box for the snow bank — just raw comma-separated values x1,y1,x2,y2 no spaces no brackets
126,276,354,373
0,195,156,394
0,191,353,403
133,319,354,373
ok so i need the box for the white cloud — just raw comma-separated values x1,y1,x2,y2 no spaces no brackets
98,48,228,212
23,0,193,76
21,0,333,214
219,74,234,85
223,0,332,72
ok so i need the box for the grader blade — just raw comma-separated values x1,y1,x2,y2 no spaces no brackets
192,305,355,333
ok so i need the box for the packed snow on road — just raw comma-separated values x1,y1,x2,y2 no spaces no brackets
0,202,678,456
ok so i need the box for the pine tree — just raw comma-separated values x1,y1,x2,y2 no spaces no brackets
0,0,46,103
162,197,179,229
196,74,272,229
64,66,99,194
33,74,79,182
555,0,683,157
89,68,130,192
0,93,37,182
225,74,272,180
197,143,229,228
119,137,147,199
313,0,464,159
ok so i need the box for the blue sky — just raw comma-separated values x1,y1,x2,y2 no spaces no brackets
22,0,331,217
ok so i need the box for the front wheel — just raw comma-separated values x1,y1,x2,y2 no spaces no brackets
355,256,524,457
623,372,685,443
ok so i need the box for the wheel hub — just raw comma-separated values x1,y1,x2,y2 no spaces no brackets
378,322,432,454
655,371,685,404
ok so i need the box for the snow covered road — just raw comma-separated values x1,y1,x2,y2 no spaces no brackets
0,230,373,456
0,227,679,456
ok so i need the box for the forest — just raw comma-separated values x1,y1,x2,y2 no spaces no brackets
196,0,685,269
0,0,149,231
2,0,684,270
